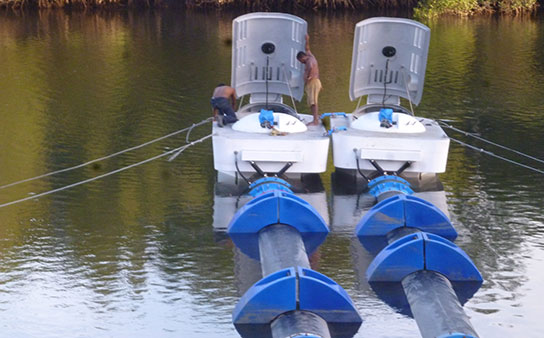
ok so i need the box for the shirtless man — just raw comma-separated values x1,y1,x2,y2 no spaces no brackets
297,34,322,126
211,84,238,127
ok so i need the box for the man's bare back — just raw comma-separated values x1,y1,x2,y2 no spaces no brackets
211,84,238,126
213,85,236,101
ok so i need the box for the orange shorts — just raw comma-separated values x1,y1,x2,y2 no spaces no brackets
305,78,322,106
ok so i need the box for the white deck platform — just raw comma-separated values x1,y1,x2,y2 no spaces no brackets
330,112,449,173
213,112,329,176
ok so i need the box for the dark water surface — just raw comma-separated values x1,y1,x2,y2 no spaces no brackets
1,10,544,338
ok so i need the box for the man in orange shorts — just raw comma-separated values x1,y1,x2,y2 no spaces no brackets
297,34,322,126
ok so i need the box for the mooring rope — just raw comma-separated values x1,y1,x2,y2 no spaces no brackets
0,133,213,209
449,136,544,175
0,117,213,190
439,120,544,165
185,120,204,144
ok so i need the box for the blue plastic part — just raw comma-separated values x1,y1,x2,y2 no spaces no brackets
233,268,297,324
437,333,477,338
228,190,329,260
425,234,483,282
233,267,362,329
298,267,362,325
368,175,411,189
259,109,274,126
366,232,424,281
249,177,292,197
366,232,483,283
379,108,393,123
367,175,414,197
320,112,347,119
327,126,348,136
249,177,292,190
356,194,457,241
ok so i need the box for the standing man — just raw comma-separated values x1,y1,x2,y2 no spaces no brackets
296,34,322,126
211,84,238,127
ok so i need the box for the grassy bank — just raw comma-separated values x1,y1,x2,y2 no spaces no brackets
414,0,538,18
0,0,417,9
0,0,539,16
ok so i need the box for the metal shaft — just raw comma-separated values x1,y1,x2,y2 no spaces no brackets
386,228,478,338
258,223,311,276
258,223,330,338
271,311,331,338
386,226,421,243
402,270,478,338
376,190,402,203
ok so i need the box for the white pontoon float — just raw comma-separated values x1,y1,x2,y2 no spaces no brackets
329,17,449,181
212,13,329,183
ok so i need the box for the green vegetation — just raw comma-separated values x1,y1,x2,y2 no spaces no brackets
414,0,479,18
0,0,539,16
414,0,538,19
0,0,382,9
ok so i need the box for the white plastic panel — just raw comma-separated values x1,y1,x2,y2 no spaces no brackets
359,148,421,161
232,13,307,101
241,150,303,162
349,17,430,105
329,115,450,173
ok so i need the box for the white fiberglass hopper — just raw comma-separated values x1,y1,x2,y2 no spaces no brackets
231,12,305,102
213,13,329,181
330,17,450,176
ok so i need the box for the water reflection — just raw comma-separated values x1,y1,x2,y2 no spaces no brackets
212,173,329,230
0,9,544,338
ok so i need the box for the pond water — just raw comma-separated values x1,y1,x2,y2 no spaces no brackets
1,9,544,338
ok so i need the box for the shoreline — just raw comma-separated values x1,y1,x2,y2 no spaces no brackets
0,0,540,19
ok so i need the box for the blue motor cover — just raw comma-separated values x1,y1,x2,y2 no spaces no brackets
259,109,275,128
228,190,329,260
379,108,393,128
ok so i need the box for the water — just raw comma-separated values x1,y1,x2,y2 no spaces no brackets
1,10,544,338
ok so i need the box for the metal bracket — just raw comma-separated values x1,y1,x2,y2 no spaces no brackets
249,161,266,177
395,161,412,176
276,161,293,177
368,159,385,175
